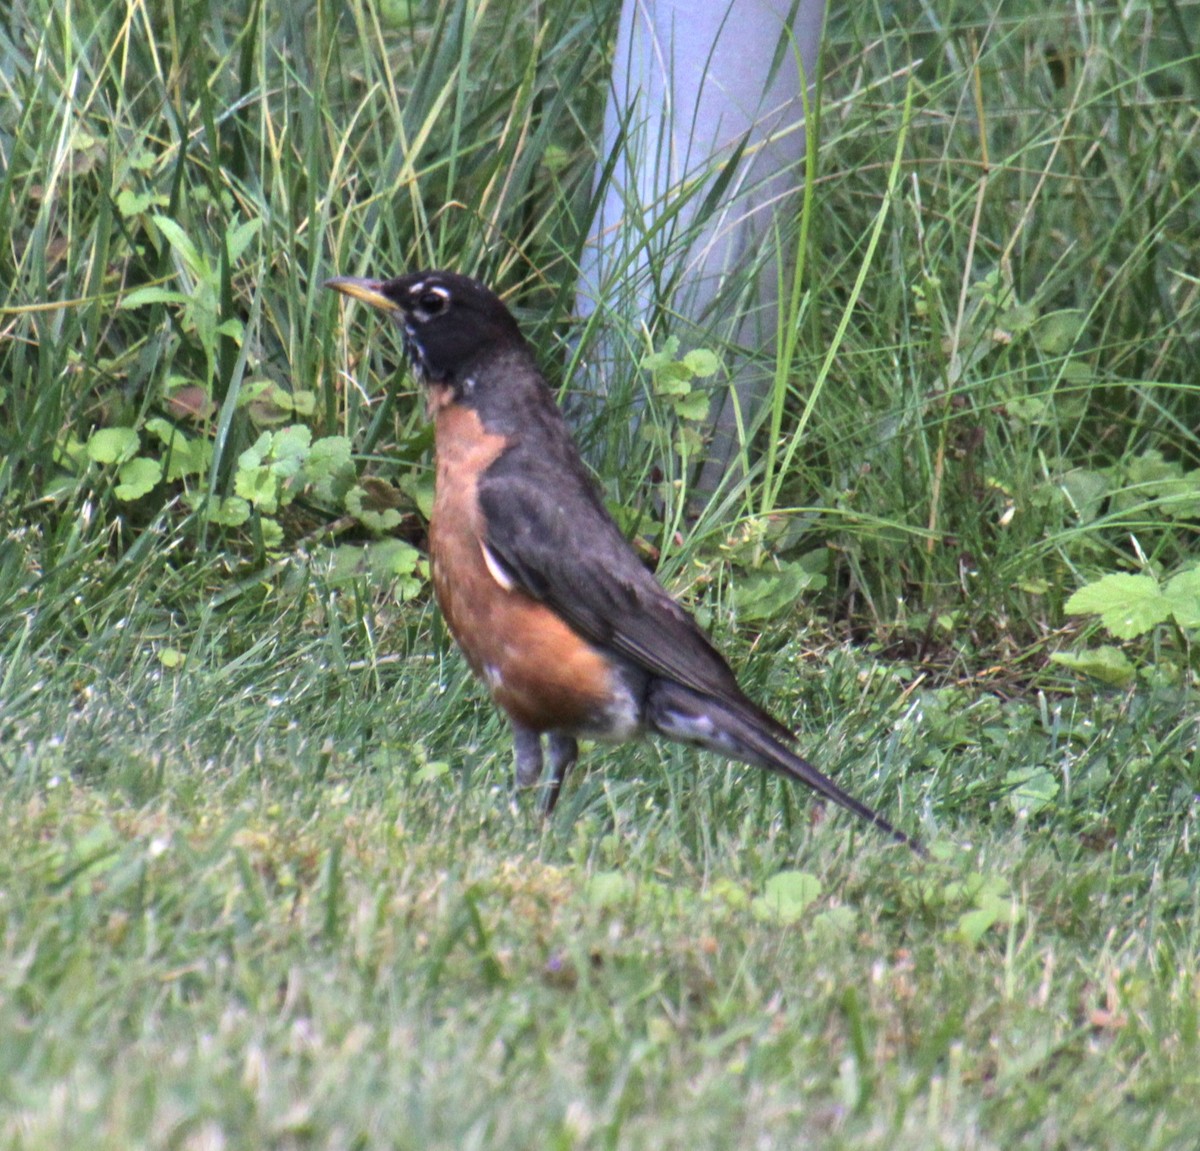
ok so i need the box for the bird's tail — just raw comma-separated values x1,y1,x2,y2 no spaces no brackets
645,680,922,854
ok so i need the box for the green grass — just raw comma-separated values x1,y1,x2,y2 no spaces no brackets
2,1,1200,1147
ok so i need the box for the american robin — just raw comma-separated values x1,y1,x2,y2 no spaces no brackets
327,270,919,851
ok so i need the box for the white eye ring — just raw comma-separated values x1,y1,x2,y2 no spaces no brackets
411,283,451,319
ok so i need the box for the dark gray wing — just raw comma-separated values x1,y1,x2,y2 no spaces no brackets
476,438,793,744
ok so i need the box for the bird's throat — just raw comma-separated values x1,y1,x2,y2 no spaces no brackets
425,381,457,419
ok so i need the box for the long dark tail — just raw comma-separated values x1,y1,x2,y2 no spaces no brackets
645,680,923,854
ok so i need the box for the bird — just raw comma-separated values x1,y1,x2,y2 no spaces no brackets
326,269,920,852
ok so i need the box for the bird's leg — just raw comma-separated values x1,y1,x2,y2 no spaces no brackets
541,732,578,817
512,723,545,789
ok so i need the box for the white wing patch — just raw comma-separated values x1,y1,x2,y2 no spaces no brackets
480,541,516,591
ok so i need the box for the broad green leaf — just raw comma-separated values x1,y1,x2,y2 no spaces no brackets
752,870,822,924
307,436,353,483
1031,309,1084,354
809,905,857,942
398,474,436,521
1154,471,1200,520
144,418,211,480
1050,646,1135,687
326,541,423,599
586,870,635,908
955,903,1004,945
673,391,711,422
119,286,187,309
235,466,280,512
640,336,680,372
290,390,317,417
732,560,824,623
1065,573,1170,639
151,214,207,277
239,431,272,469
115,188,169,217
225,217,262,263
1164,566,1200,629
1059,468,1109,524
157,647,186,669
1005,766,1059,817
704,877,750,910
207,496,250,526
87,426,140,464
682,347,721,377
1125,449,1178,487
674,425,705,456
114,456,162,500
346,485,402,533
653,367,692,393
270,424,313,469
259,517,284,549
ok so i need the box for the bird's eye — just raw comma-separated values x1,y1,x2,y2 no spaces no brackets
418,289,449,315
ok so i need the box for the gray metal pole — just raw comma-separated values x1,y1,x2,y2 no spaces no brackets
577,0,826,493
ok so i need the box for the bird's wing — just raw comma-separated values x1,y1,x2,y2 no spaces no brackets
476,444,793,743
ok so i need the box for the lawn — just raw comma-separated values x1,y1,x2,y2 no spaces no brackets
2,1,1199,1148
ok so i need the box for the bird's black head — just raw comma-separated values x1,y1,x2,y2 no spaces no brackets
326,270,524,386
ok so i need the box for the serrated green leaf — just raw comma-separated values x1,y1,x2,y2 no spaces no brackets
235,466,280,512
682,347,721,377
87,426,140,465
652,364,692,392
207,496,250,526
306,436,353,482
1125,449,1178,487
271,424,312,463
371,538,420,578
358,505,403,533
673,391,711,422
1164,566,1200,629
326,541,422,594
259,517,284,549
673,425,705,457
640,336,680,372
1065,573,1170,639
239,431,272,470
115,188,169,218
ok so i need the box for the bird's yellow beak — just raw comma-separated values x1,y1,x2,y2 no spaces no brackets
325,276,397,314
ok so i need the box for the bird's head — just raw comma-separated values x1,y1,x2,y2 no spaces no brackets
326,270,524,388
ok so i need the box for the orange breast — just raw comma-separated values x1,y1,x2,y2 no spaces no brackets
429,403,630,735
